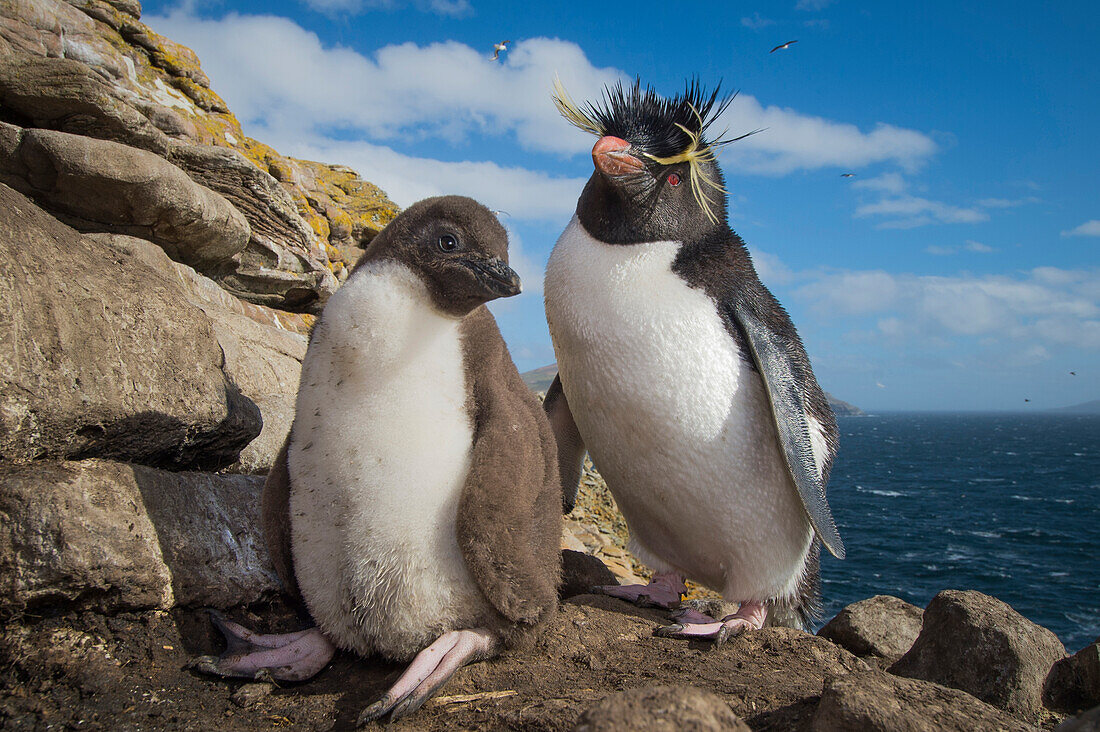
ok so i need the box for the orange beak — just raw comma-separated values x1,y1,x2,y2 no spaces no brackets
592,136,646,177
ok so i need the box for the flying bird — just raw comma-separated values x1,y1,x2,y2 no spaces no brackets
547,78,843,644
840,173,855,178
770,40,798,53
491,40,511,61
1070,371,1076,376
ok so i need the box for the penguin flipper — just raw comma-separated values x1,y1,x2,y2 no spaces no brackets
261,438,302,600
544,374,586,513
728,301,845,560
456,312,560,630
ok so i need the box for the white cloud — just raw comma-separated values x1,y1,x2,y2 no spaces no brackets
148,7,939,176
854,194,988,228
1062,220,1100,237
300,0,472,16
853,172,906,194
271,135,585,220
795,266,1100,348
925,239,995,256
746,247,794,286
977,196,1040,209
147,10,621,156
741,12,775,29
718,98,937,175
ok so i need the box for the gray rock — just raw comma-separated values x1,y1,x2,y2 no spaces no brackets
0,183,259,469
889,589,1067,718
560,549,618,600
812,671,1037,731
0,54,169,154
92,233,308,474
167,142,338,311
1047,642,1100,713
1055,704,1100,732
818,594,923,662
231,682,274,708
575,685,750,732
0,123,249,269
0,459,278,618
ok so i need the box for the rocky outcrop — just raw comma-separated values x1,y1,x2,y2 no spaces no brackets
890,589,1068,720
817,594,923,664
0,183,259,469
0,459,277,618
575,685,751,731
0,0,399,310
92,233,309,474
813,671,1037,731
1046,641,1100,713
0,123,250,268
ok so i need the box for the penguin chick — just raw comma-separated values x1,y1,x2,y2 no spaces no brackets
545,79,844,643
192,196,562,722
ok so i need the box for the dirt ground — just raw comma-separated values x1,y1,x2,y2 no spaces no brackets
0,594,874,731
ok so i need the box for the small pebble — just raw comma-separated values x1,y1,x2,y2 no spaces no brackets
231,683,273,708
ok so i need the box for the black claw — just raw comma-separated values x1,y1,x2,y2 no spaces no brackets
357,698,393,726
388,696,415,721
714,625,732,649
653,623,685,638
186,655,221,675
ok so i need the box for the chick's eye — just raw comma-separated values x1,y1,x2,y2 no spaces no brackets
438,234,459,252
667,172,681,187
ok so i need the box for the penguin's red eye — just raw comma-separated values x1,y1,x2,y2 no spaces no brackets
667,173,681,186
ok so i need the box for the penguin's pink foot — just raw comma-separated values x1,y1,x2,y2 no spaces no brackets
188,609,335,682
357,628,500,724
592,571,686,609
655,600,768,647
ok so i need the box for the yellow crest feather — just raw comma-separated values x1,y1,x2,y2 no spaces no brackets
550,78,729,224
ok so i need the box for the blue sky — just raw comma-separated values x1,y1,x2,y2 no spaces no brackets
143,0,1099,411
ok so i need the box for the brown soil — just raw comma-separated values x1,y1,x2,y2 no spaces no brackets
1,594,870,731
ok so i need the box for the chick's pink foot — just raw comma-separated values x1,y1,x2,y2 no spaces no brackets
592,572,687,609
188,609,335,682
655,600,768,647
358,628,500,724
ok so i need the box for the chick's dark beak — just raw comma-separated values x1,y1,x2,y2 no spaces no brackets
592,136,646,177
464,256,522,299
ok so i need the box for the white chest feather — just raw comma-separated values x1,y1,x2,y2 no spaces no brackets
545,217,814,602
288,261,486,660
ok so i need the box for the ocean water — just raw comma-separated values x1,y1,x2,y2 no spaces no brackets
819,412,1100,653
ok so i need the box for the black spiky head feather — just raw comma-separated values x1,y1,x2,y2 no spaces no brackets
554,77,754,224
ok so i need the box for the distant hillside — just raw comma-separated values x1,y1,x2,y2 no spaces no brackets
521,364,559,392
520,364,864,416
1050,399,1100,414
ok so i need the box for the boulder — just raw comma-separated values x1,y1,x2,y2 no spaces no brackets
818,594,923,663
0,459,278,618
889,590,1067,719
167,142,339,310
0,54,169,154
1046,641,1100,713
560,549,618,600
91,233,308,474
0,183,259,469
812,671,1037,731
1055,705,1100,732
0,0,400,309
575,685,750,732
0,123,249,269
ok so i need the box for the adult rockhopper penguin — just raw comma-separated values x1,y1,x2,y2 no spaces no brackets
544,79,844,642
191,196,562,722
